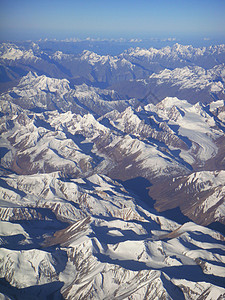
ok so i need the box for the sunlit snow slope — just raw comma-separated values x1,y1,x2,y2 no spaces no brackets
0,172,225,299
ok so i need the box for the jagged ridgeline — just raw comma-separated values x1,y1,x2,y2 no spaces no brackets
0,41,225,299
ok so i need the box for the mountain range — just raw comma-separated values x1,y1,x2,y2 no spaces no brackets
0,41,225,299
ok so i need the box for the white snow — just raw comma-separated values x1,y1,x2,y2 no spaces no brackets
149,65,225,93
0,221,29,237
0,248,58,288
209,100,225,111
17,72,70,96
145,97,222,162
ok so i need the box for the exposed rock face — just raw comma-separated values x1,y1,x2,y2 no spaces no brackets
149,170,225,226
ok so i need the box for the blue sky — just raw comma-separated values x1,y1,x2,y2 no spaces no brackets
0,0,225,41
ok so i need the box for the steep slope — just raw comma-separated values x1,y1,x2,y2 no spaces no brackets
47,104,190,180
1,92,225,181
1,42,225,95
209,99,225,123
0,99,190,180
1,96,225,227
0,172,225,299
149,170,225,227
147,64,225,104
0,42,69,91
1,72,141,115
0,43,40,62
121,43,225,70
79,49,147,84
0,106,98,176
99,98,225,172
1,95,225,180
144,97,224,168
111,64,225,104
0,43,148,89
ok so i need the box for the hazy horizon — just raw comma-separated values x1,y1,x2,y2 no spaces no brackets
1,0,225,44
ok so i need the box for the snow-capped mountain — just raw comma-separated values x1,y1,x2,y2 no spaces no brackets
209,99,225,123
0,101,105,176
80,50,131,68
121,43,225,69
1,94,225,230
144,97,224,166
0,172,225,299
1,41,225,299
1,72,141,115
78,49,149,84
146,64,225,103
149,64,225,92
0,43,40,62
1,92,225,177
101,97,224,169
0,99,189,179
111,64,225,104
1,41,225,98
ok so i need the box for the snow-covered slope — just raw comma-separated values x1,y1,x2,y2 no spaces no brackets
144,97,223,166
0,107,98,176
0,99,191,180
47,105,190,179
1,41,225,96
81,50,132,68
1,72,140,115
111,64,225,105
121,43,225,69
210,100,225,123
145,64,225,103
149,65,225,93
99,97,224,170
0,172,225,299
1,94,225,179
1,96,225,225
0,43,40,62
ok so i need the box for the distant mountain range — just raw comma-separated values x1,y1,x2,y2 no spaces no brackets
1,42,225,101
0,41,225,299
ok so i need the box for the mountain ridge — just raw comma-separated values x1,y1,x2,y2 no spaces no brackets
0,41,225,299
